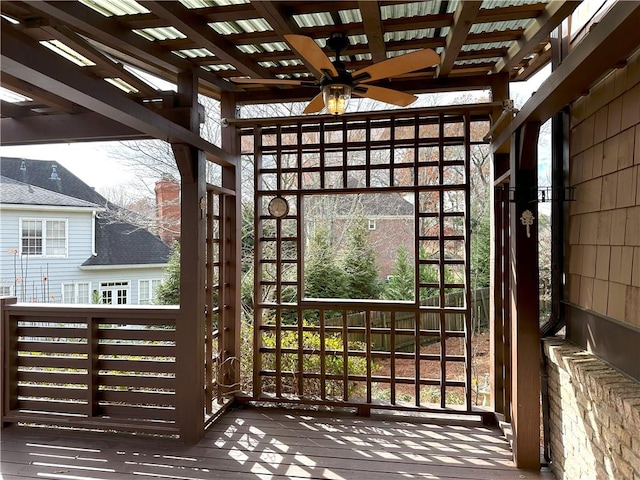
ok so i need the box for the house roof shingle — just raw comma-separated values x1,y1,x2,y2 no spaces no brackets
0,157,171,267
0,175,100,209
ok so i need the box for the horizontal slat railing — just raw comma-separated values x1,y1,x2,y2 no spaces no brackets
1,298,180,435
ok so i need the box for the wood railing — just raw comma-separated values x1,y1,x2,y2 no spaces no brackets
1,298,183,435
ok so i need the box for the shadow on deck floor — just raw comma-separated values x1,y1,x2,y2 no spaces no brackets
0,406,554,479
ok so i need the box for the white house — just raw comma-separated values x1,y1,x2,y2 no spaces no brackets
0,157,171,305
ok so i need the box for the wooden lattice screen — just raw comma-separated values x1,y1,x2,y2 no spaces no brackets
243,107,490,416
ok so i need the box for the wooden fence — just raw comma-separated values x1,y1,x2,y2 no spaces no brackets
326,288,490,352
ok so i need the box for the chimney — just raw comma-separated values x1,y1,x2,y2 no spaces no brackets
154,176,181,245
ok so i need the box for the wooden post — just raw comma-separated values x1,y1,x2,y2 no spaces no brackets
490,75,510,419
173,70,206,444
220,92,241,398
509,122,541,470
1,297,17,427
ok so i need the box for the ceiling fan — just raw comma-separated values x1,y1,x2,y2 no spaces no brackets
231,33,440,115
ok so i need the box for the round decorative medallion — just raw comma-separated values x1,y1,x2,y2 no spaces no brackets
268,196,289,218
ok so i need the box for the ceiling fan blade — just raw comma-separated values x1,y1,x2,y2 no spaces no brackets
356,85,418,107
230,77,306,86
284,34,338,77
303,93,325,114
353,49,440,84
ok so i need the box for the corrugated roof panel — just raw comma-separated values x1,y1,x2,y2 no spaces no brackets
105,77,138,94
353,53,373,62
40,40,96,67
132,27,186,41
462,41,512,51
0,86,32,103
258,61,278,68
261,41,289,53
470,19,530,34
172,48,215,59
348,34,368,46
236,44,261,54
381,1,443,20
278,59,303,67
236,18,272,33
180,0,249,7
338,9,362,24
208,22,242,35
201,63,236,72
388,49,422,58
384,27,447,43
481,0,548,8
455,57,501,65
80,0,149,17
292,12,334,28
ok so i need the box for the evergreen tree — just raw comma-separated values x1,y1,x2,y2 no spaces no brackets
471,203,491,289
342,219,381,299
305,226,348,299
155,242,180,305
384,245,414,300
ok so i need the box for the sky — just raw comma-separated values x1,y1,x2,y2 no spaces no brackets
0,65,552,195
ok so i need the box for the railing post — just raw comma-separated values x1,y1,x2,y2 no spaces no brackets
1,297,18,427
87,316,99,417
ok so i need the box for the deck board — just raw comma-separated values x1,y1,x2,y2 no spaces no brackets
0,406,554,479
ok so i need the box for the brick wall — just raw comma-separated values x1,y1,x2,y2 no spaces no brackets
566,47,640,328
544,338,640,480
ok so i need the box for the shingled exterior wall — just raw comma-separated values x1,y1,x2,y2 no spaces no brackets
544,339,640,480
544,46,640,480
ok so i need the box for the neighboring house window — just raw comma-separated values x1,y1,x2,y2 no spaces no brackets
368,219,376,230
62,282,91,304
0,283,12,296
100,281,129,305
139,279,161,305
20,219,67,257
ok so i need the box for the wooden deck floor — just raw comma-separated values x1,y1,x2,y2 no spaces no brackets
1,407,554,479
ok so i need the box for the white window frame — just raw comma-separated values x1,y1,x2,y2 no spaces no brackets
0,283,12,296
19,218,68,258
62,282,91,304
368,219,377,230
99,281,130,305
138,279,161,305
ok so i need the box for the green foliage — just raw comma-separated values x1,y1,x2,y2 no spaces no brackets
341,219,381,299
305,226,349,299
258,322,369,398
384,245,414,300
471,203,490,289
155,241,180,305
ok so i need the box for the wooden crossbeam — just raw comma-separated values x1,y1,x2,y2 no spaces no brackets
1,24,234,166
436,1,482,78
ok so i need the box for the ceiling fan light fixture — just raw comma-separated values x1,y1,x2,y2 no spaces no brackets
323,83,351,115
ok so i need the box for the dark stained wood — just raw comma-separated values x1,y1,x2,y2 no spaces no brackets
220,92,242,398
437,1,482,78
492,1,578,75
358,1,386,63
1,25,233,166
0,407,554,479
509,122,541,470
0,112,147,145
492,1,640,150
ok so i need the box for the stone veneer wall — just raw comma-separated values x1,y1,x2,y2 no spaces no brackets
544,338,640,480
544,46,640,480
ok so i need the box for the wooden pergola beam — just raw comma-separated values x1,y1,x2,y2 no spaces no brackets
1,72,80,114
251,1,327,79
26,1,233,93
358,1,386,63
0,112,147,145
142,1,273,80
492,1,578,76
492,1,640,151
436,1,481,78
0,24,234,166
